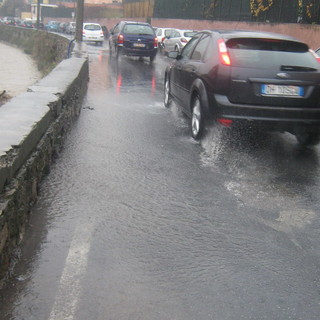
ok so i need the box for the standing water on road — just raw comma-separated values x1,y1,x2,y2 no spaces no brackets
1,43,320,320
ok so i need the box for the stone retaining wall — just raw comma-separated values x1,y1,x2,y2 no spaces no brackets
0,28,89,283
0,25,70,75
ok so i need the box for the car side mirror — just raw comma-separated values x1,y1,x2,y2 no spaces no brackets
167,51,179,59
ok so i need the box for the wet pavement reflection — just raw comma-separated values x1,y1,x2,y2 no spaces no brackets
1,42,320,320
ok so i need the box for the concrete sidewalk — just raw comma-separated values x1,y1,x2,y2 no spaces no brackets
0,42,41,105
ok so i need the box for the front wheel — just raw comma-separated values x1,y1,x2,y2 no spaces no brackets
164,77,172,108
295,132,320,146
191,94,205,140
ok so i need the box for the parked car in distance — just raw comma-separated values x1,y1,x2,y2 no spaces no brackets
109,21,158,62
66,21,76,34
58,22,68,33
163,29,197,54
19,20,34,28
45,21,60,32
155,27,177,53
164,30,320,146
3,17,16,25
82,22,104,46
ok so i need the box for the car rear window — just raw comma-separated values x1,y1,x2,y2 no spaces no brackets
184,31,197,37
123,24,154,35
84,24,101,31
226,38,318,69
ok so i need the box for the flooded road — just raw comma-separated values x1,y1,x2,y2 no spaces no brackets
1,42,320,320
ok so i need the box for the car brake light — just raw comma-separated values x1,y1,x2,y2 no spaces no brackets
218,118,233,127
161,36,165,42
309,49,320,63
118,34,124,44
181,38,188,43
218,38,231,66
154,37,158,48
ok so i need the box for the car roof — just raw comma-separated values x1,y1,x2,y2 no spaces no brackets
200,29,303,42
120,21,151,26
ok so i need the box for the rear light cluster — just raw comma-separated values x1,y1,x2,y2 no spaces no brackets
118,34,124,44
181,38,188,43
154,37,158,48
218,38,231,66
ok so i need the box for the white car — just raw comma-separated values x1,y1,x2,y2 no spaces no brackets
155,27,177,53
82,23,104,46
163,29,197,54
66,22,76,34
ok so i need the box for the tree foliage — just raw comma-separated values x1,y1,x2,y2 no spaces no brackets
0,0,27,17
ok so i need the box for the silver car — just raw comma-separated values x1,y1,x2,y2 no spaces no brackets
163,29,197,54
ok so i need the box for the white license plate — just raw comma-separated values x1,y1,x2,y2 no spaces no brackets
133,43,145,48
261,84,304,97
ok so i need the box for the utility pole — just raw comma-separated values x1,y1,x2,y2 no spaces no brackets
36,0,41,29
75,0,84,43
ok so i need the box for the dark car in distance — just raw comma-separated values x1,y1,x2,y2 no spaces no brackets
164,30,320,146
109,21,158,62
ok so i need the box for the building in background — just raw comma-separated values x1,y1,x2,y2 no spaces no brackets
123,0,154,18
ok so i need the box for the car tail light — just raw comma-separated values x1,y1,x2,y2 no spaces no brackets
218,38,231,66
161,36,165,43
154,37,158,48
218,118,233,127
309,49,320,63
118,34,124,44
181,38,188,43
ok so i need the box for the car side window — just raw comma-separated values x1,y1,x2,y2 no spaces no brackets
191,34,210,61
165,29,174,38
180,35,201,59
157,29,162,36
113,24,119,33
173,31,181,38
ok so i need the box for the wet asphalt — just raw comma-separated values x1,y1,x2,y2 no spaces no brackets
1,41,320,320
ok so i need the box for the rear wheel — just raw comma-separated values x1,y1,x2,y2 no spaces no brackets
150,55,156,62
295,132,320,146
191,94,205,140
164,77,172,108
116,47,122,59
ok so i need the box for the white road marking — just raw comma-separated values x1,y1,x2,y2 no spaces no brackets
49,222,93,320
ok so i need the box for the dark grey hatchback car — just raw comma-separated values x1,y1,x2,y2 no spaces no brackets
164,30,320,146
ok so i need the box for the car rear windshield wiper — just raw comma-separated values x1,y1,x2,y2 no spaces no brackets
281,65,317,72
138,33,152,36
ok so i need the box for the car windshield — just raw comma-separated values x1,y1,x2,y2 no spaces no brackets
123,24,154,35
184,31,197,37
227,38,318,69
84,24,101,31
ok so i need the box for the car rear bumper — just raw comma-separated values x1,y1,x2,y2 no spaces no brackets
121,46,157,57
214,94,320,132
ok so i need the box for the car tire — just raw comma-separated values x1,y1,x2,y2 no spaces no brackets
108,42,112,56
116,47,122,59
191,94,205,140
164,76,172,108
295,132,320,146
150,55,156,62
